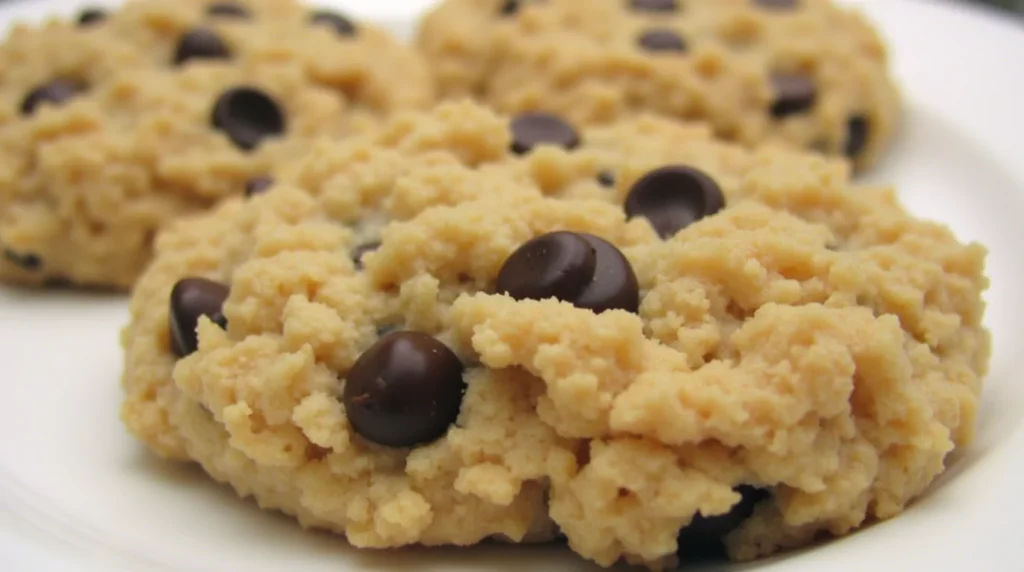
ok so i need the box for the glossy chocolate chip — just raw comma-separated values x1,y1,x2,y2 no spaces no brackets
677,486,769,557
343,331,466,448
20,79,81,116
351,241,381,269
510,112,580,155
753,0,799,9
770,74,816,118
497,232,597,305
638,29,687,53
498,232,639,314
207,2,250,18
845,115,869,158
169,277,230,358
244,176,274,197
211,87,285,151
630,0,678,11
625,165,725,238
76,8,107,26
310,10,356,36
597,170,616,188
174,28,231,65
3,249,42,271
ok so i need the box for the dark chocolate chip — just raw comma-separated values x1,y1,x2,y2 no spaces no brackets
3,249,42,271
630,0,678,11
497,231,597,305
498,232,639,314
309,10,356,37
352,241,381,269
597,170,616,188
211,87,285,151
753,0,799,9
677,486,769,558
770,74,816,118
343,331,466,448
500,0,526,15
169,277,230,358
244,176,274,197
76,8,107,26
20,79,81,116
638,29,687,53
574,234,640,314
510,112,580,155
174,28,231,65
845,115,869,158
376,324,399,337
625,165,725,238
207,2,251,18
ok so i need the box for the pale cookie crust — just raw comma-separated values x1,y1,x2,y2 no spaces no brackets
418,0,900,170
121,102,988,569
0,0,432,289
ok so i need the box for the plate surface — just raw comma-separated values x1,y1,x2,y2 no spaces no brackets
2,1,1023,571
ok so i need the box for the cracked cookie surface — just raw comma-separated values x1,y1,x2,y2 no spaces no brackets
0,0,432,288
121,101,987,569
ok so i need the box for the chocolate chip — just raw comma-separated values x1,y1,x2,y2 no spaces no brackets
352,241,381,269
630,0,678,11
638,29,687,53
753,0,799,9
597,170,616,188
174,28,231,65
625,166,725,238
770,74,816,118
207,2,250,18
20,79,81,116
244,176,274,197
500,0,525,15
497,231,596,305
169,277,230,358
498,232,639,314
76,8,107,26
677,486,769,558
510,112,580,155
343,331,466,448
309,10,356,36
211,87,285,151
3,249,42,271
845,115,869,158
376,324,399,337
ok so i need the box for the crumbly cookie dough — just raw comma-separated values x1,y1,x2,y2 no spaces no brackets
121,102,988,569
418,0,900,170
0,0,432,289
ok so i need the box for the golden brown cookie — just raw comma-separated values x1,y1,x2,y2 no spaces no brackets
418,0,900,170
121,102,987,569
0,0,432,289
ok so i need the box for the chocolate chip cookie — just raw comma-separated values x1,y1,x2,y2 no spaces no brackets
121,102,988,569
0,0,433,289
418,0,900,170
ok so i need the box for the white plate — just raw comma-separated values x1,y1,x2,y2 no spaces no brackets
2,0,1023,570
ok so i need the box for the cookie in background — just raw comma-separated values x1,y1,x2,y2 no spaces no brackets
0,0,433,290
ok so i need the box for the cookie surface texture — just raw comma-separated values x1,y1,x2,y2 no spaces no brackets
0,0,433,288
418,0,900,170
121,102,988,569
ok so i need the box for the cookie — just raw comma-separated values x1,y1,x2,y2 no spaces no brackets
0,0,433,289
418,0,900,170
121,102,989,569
